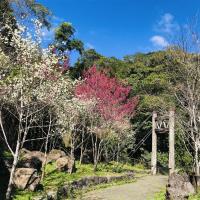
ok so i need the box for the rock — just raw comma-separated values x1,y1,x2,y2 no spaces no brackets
18,156,42,171
56,157,69,172
13,168,40,191
47,149,66,163
58,173,135,197
32,195,46,200
46,190,58,200
22,151,45,163
57,185,70,198
56,156,76,173
18,150,45,171
20,148,31,156
166,173,195,200
32,191,57,200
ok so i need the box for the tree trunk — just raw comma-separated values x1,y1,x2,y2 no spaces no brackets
41,115,52,181
93,134,98,172
6,141,20,200
116,142,120,164
69,133,75,174
79,130,84,165
79,148,83,164
195,144,200,176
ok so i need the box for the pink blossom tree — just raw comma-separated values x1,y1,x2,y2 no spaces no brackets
75,66,139,122
75,66,139,170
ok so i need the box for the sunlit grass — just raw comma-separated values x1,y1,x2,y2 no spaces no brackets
151,189,166,200
152,189,200,200
189,190,200,200
13,161,147,200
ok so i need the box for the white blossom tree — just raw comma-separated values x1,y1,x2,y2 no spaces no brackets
0,19,76,199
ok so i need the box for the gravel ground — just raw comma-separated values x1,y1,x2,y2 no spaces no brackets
80,175,168,200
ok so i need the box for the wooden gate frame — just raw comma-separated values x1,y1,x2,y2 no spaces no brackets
151,109,175,175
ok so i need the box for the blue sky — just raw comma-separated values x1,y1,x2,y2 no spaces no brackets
38,0,200,60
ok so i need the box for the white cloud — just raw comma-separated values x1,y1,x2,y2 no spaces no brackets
85,42,95,49
150,35,169,47
52,16,64,23
41,27,56,41
155,13,179,34
41,15,64,42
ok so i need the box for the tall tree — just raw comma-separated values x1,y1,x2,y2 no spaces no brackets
169,23,200,175
75,66,138,169
55,22,84,55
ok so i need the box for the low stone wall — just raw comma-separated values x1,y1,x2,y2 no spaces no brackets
34,173,135,200
58,173,135,198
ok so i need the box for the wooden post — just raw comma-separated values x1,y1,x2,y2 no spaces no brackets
151,111,157,175
169,109,175,175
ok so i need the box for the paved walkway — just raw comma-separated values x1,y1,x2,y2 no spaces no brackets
80,175,168,200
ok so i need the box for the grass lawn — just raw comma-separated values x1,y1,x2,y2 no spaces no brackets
13,162,148,200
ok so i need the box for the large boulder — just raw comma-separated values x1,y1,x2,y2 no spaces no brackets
21,150,45,163
19,150,45,171
20,148,31,156
47,149,66,163
18,156,42,171
56,156,76,173
13,168,40,191
166,173,195,200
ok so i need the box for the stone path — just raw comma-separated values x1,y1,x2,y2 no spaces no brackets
80,175,168,200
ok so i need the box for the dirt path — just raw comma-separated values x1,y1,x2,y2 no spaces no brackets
80,175,168,200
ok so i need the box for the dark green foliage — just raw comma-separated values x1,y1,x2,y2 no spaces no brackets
175,134,193,172
55,22,84,54
117,52,176,162
72,49,190,170
71,49,102,78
